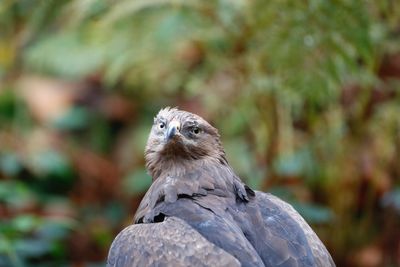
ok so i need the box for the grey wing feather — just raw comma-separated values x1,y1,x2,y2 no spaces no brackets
107,217,240,267
193,193,316,267
151,198,265,267
134,165,249,224
256,192,336,267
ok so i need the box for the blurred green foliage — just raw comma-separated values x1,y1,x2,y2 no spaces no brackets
1,0,400,266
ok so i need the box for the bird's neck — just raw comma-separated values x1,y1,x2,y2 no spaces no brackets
146,151,229,181
148,156,223,181
135,155,253,223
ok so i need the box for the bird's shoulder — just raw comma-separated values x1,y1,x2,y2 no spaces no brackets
134,162,252,223
107,216,240,267
252,191,336,267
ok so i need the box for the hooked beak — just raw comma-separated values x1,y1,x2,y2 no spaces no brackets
166,120,181,141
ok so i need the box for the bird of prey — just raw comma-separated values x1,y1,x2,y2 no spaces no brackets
107,107,335,267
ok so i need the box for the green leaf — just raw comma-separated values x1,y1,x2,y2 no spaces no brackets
31,150,71,177
25,31,106,79
12,215,39,233
273,147,318,179
51,106,90,130
291,202,334,224
382,187,400,213
36,219,74,241
0,181,36,209
122,169,152,194
14,238,52,258
0,152,22,176
0,89,18,124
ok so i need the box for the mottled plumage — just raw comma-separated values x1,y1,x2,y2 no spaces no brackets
108,217,240,267
107,107,335,267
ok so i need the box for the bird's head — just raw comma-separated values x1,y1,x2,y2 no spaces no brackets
145,107,227,179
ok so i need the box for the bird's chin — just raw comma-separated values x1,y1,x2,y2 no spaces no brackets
160,138,187,156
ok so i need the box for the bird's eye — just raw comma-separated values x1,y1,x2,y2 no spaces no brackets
191,127,200,134
159,122,165,129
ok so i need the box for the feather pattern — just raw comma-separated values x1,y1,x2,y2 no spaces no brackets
107,108,335,267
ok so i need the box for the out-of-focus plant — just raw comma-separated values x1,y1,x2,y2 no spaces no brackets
1,0,400,266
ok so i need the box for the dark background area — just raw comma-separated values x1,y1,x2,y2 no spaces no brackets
1,1,400,266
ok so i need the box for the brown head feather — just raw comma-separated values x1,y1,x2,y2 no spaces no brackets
145,107,227,180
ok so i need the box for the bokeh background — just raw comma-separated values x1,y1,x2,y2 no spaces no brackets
1,1,400,266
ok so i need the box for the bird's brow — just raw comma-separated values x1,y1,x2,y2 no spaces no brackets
153,116,166,125
184,120,198,127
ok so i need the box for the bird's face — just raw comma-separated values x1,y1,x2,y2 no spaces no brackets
146,107,221,159
145,108,226,177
